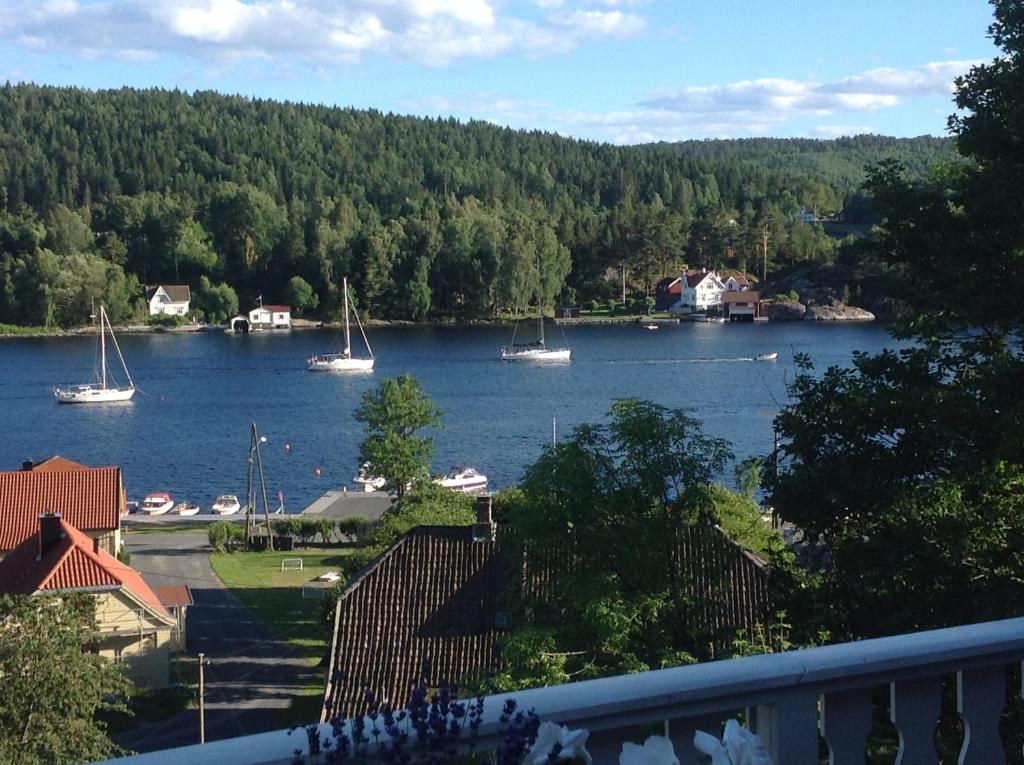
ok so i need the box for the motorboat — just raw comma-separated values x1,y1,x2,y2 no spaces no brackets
55,305,136,403
309,276,375,371
756,352,779,361
140,493,174,515
353,462,386,491
174,502,201,516
433,466,489,493
212,495,242,515
126,500,140,515
644,324,660,330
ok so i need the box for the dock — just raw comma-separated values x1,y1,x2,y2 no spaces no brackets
122,489,394,526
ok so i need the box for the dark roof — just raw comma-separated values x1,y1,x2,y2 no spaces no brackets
146,285,192,303
723,291,760,303
323,526,507,720
322,523,771,720
154,585,194,608
0,462,124,551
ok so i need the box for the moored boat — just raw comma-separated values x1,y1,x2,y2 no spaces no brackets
141,493,174,515
174,502,201,516
212,495,241,515
433,466,489,493
309,277,374,372
54,305,136,403
352,462,386,491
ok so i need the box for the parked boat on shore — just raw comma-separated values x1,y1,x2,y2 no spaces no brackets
174,501,201,516
141,493,174,515
212,495,241,515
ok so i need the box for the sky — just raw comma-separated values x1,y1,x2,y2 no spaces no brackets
0,0,1002,145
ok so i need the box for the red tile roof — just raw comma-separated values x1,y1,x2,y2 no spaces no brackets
259,305,291,313
30,456,89,472
154,585,194,608
0,516,171,619
685,270,718,288
0,463,124,551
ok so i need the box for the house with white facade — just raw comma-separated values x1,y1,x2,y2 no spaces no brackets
248,304,292,329
721,271,752,292
670,270,727,313
145,285,192,316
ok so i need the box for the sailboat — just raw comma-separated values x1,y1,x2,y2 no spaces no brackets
500,305,571,361
54,305,136,403
308,277,375,371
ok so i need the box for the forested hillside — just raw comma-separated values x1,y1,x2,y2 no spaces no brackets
0,84,954,326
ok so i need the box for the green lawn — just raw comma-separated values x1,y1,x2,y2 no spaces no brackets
209,548,349,660
209,547,352,724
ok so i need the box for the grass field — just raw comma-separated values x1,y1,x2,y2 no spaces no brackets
209,547,352,724
208,548,349,660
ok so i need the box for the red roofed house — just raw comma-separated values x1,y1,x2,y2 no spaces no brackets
671,270,727,313
0,512,178,687
0,456,126,559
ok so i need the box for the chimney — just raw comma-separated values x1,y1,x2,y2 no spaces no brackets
472,495,495,542
38,512,63,557
22,459,34,471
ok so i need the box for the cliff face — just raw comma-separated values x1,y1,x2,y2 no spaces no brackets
764,300,806,321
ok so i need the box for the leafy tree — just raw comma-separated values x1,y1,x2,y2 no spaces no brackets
283,275,319,316
0,594,130,765
769,0,1024,640
171,218,218,282
496,400,739,687
192,275,238,323
355,374,443,499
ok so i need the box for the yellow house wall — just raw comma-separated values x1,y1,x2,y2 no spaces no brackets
94,590,173,688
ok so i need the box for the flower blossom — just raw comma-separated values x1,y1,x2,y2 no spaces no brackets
524,721,593,765
619,734,680,765
693,719,773,765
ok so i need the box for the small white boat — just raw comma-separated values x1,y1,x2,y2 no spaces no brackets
140,493,174,515
434,466,489,493
352,462,386,491
174,502,201,516
500,343,571,361
211,495,241,515
644,324,660,330
309,277,374,372
55,305,136,403
756,352,779,361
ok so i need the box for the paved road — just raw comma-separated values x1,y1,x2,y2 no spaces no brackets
113,532,319,754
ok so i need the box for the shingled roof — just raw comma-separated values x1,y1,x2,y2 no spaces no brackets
146,284,192,303
322,521,771,721
0,460,124,551
0,514,171,621
322,526,508,720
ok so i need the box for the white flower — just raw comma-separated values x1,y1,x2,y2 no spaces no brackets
525,721,593,765
620,734,680,765
693,720,773,765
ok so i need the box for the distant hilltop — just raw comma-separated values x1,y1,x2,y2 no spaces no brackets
0,84,951,329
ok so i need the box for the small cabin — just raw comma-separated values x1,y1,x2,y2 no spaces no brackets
248,305,291,330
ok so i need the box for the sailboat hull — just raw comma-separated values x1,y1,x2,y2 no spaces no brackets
308,355,374,371
54,385,135,403
500,347,571,361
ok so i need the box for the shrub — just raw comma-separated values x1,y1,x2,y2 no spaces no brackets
336,515,371,544
586,299,600,313
296,517,320,546
208,521,231,552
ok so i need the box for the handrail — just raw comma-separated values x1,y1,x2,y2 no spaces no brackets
96,616,1024,765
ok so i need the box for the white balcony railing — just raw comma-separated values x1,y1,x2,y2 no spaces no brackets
97,616,1024,765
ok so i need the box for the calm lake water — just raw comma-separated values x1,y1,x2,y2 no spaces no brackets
1,322,900,511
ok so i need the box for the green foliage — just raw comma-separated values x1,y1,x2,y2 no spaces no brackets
336,515,371,544
0,84,955,327
355,374,443,499
192,275,238,323
284,275,319,316
368,481,475,551
0,594,131,765
706,484,788,562
497,400,740,688
771,1,1024,642
207,520,244,552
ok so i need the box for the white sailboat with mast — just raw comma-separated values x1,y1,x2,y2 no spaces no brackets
54,305,136,403
308,277,375,371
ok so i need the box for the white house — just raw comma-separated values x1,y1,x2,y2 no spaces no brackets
722,272,751,292
248,305,292,329
146,285,191,316
670,270,727,313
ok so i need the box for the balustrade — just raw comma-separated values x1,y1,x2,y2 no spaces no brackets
97,616,1024,765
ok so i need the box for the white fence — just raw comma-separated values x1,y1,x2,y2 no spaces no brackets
95,616,1024,765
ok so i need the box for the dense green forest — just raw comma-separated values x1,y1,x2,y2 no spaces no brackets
0,84,954,326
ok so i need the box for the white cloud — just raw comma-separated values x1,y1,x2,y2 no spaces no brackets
0,0,648,69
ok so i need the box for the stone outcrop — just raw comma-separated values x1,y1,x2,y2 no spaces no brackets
803,304,875,321
764,300,806,321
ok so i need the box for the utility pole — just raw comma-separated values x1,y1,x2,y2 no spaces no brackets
761,223,770,283
253,423,275,552
198,652,206,744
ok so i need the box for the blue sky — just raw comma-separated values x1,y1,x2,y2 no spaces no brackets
0,0,999,144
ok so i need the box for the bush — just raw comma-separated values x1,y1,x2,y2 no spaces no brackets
606,299,618,314
295,517,320,547
272,516,298,538
208,521,231,552
336,515,371,544
787,290,800,303
586,299,600,313
147,313,184,327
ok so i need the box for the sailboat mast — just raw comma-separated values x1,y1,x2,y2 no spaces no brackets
100,307,107,390
343,277,352,359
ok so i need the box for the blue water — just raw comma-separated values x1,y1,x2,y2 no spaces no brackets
0,322,899,511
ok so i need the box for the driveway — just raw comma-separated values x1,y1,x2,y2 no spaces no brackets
113,531,319,753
